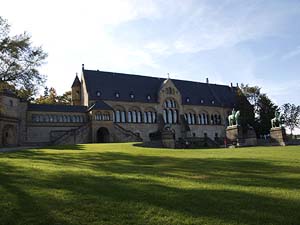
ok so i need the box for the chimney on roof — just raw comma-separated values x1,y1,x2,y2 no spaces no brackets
230,82,234,92
236,83,239,87
82,64,85,70
206,78,209,84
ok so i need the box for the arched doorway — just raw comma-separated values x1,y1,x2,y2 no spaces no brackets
2,124,17,146
97,127,110,143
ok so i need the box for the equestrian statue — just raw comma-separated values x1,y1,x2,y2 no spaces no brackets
271,111,281,128
228,108,241,126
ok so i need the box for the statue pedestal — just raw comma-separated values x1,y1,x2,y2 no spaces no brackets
270,127,287,146
226,125,243,146
226,125,257,147
161,130,175,148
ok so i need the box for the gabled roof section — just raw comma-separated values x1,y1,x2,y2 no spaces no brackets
87,100,113,111
71,75,81,88
82,68,237,107
28,104,87,112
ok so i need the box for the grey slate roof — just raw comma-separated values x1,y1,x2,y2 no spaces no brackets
28,104,87,112
83,69,237,107
87,100,113,111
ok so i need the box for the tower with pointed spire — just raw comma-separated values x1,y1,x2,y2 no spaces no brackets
71,73,81,105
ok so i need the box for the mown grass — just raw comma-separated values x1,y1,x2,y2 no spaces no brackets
0,143,300,225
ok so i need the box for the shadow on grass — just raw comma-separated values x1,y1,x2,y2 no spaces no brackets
3,150,300,190
1,149,300,225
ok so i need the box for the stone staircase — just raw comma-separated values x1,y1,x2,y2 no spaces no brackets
113,123,143,142
51,123,91,145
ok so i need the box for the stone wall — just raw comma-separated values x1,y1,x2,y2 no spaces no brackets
26,125,82,145
0,94,28,147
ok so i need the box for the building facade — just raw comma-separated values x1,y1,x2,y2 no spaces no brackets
0,65,239,147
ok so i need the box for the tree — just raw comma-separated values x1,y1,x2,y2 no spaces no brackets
35,87,71,105
35,87,57,104
236,87,255,129
240,83,261,114
239,84,279,136
0,16,47,100
57,91,71,105
281,103,300,135
256,94,278,135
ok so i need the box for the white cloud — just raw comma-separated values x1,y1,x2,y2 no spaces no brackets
144,1,300,54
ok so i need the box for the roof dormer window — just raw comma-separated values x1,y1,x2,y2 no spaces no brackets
200,99,204,104
186,97,190,103
130,93,135,99
115,92,120,98
147,95,151,100
96,91,101,97
212,100,215,104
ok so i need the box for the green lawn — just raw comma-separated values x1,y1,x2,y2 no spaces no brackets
1,144,300,225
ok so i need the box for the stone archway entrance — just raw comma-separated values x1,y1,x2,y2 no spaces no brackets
97,127,110,143
2,124,17,146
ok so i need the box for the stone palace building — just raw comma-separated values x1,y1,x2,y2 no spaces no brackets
0,65,240,147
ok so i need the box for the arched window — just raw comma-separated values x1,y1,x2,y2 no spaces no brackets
171,100,176,108
137,111,142,123
144,112,148,123
128,111,132,123
167,100,171,108
201,113,205,124
132,111,137,123
147,111,152,123
187,113,191,124
115,111,120,122
167,109,173,124
163,109,167,123
152,112,156,123
121,111,126,122
173,110,177,124
197,114,201,125
163,99,178,124
192,113,196,124
218,115,222,125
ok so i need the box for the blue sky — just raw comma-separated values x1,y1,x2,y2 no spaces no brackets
1,0,300,107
